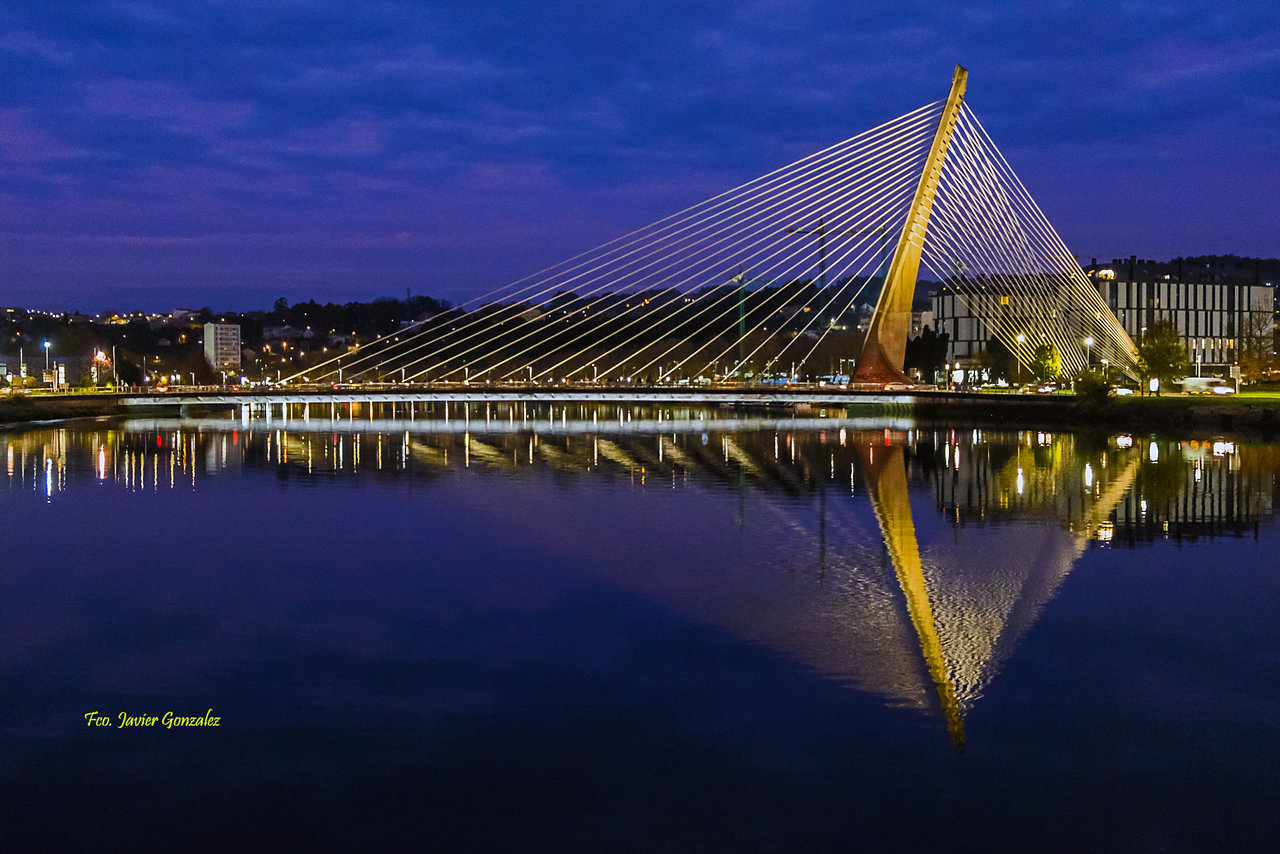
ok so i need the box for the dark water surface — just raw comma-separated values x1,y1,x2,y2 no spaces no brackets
3,404,1279,852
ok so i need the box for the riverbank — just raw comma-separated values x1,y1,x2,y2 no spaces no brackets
1081,393,1280,434
0,393,125,428
908,390,1280,436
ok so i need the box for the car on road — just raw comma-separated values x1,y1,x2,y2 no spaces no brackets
1180,376,1235,395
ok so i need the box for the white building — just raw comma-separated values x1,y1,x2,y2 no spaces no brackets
1093,278,1272,371
932,277,1274,373
203,323,241,371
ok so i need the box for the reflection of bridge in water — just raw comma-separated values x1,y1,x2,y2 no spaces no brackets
5,413,1274,746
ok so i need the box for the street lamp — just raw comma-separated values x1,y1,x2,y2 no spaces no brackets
1015,333,1026,385
1083,336,1094,369
43,340,50,374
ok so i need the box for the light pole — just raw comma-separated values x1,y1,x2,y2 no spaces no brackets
1015,333,1026,386
1083,336,1094,371
43,340,50,381
785,216,836,290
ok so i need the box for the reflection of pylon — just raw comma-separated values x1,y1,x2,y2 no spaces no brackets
855,441,966,749
854,65,968,385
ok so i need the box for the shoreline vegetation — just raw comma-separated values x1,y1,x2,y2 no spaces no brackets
3,390,1279,437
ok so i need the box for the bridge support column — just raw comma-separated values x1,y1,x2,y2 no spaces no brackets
854,64,967,385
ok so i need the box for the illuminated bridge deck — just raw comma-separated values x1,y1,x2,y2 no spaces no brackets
118,386,1073,412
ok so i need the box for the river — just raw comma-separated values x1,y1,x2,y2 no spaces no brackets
3,403,1278,852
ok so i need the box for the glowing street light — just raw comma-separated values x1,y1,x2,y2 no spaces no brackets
1083,335,1094,368
1015,333,1026,385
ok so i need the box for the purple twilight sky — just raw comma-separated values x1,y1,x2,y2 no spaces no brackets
1,0,1277,312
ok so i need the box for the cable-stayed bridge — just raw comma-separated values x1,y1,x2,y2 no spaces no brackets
250,65,1132,399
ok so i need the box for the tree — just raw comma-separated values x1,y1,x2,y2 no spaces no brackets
971,347,995,382
1071,368,1112,404
904,326,950,379
1136,319,1190,396
986,335,1014,383
1030,344,1061,383
1238,311,1276,383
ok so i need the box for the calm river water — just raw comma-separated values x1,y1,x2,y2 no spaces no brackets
3,402,1279,852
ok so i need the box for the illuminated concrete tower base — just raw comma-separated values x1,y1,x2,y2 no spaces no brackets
853,65,968,385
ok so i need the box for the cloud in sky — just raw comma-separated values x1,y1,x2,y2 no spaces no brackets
1,0,1277,309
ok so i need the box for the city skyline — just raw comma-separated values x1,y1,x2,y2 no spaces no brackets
2,1,1277,311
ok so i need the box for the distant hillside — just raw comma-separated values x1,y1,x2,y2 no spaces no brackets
1084,254,1279,285
1178,255,1280,282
